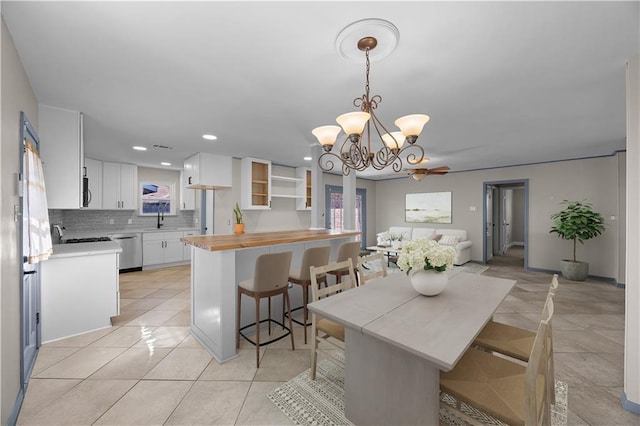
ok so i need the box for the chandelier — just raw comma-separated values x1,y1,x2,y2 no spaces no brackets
312,35,430,176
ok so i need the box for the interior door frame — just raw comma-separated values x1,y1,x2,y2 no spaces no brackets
19,112,42,389
325,184,367,249
482,179,529,268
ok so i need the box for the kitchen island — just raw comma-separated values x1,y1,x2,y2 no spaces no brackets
181,229,360,362
41,241,122,343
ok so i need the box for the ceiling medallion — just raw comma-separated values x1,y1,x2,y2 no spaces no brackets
312,19,431,176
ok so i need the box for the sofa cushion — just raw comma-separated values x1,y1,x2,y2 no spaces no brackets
439,234,460,246
412,228,436,240
437,229,468,242
389,226,413,241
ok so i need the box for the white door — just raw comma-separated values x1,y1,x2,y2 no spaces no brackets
485,186,494,261
20,113,41,385
500,189,513,255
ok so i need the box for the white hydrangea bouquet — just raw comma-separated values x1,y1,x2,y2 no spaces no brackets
397,238,456,274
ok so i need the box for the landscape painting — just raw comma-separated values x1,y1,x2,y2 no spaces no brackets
405,192,452,224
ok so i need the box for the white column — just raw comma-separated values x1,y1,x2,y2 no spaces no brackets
310,145,325,229
623,57,640,413
343,171,356,230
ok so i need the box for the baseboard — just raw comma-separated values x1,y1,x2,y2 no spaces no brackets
7,387,25,426
507,241,524,249
526,266,618,285
621,391,640,414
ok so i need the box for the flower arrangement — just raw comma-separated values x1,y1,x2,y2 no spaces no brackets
397,238,456,274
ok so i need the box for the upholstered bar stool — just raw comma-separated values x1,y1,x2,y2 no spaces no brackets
285,245,331,344
237,251,295,368
326,241,361,285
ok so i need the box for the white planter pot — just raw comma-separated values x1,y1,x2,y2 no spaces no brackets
391,240,402,249
410,269,448,296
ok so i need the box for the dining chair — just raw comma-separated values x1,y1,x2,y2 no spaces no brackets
326,241,361,285
284,245,331,344
309,258,357,380
357,252,387,285
440,297,555,426
473,274,558,403
237,251,295,368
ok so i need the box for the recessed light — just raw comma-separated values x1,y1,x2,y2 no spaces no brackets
304,156,312,161
161,162,171,166
133,146,147,151
202,134,218,141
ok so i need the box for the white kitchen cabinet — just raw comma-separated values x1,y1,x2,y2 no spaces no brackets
184,153,232,189
143,231,185,266
296,167,312,211
241,157,272,210
84,157,103,209
183,230,198,261
180,170,196,210
41,249,119,343
103,162,138,210
39,105,84,209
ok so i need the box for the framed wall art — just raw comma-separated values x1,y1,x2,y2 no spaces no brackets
405,191,452,224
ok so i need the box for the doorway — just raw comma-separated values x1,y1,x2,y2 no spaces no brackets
483,179,528,268
325,185,366,249
20,112,42,388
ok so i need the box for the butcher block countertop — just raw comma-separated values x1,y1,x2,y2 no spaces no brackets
181,229,361,252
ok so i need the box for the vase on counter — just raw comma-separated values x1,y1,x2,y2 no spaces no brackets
410,269,448,296
234,223,245,234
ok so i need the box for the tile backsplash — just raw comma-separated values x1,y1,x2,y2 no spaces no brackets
51,209,196,233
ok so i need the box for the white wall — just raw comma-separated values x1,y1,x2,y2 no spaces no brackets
624,57,639,412
512,187,526,243
1,17,39,424
375,154,623,280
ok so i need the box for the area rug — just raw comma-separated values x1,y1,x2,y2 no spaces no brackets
452,262,489,275
268,357,567,426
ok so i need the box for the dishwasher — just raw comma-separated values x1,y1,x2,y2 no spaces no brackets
109,233,142,272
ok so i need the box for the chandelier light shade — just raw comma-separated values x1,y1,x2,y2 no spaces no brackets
312,32,429,176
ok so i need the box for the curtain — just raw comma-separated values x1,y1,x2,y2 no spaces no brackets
23,139,52,263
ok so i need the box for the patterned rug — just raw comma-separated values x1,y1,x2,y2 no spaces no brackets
268,357,567,426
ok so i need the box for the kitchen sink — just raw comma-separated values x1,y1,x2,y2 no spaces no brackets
144,227,179,231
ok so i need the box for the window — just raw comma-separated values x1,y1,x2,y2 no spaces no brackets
139,182,175,216
325,185,366,249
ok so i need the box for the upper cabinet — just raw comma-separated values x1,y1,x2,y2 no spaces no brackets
39,105,84,209
184,153,232,190
296,167,312,211
241,158,272,210
102,162,138,210
179,170,196,210
84,158,103,209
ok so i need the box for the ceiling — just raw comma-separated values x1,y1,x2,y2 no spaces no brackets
3,1,639,180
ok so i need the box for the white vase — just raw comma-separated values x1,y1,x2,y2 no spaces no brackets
391,240,402,249
410,269,448,296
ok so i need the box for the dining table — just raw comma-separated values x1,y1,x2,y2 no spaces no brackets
307,269,516,425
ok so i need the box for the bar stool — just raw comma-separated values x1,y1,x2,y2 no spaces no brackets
237,251,294,368
285,245,331,344
326,241,361,284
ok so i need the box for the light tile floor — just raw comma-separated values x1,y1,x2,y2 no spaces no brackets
17,261,639,425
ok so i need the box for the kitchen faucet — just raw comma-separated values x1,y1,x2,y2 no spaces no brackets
157,203,164,229
52,224,64,243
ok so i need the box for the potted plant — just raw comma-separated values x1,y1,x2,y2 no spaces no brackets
549,200,605,281
233,202,245,234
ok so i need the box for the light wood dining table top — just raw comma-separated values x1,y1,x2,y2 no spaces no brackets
307,270,516,371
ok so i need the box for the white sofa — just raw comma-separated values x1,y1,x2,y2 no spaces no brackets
377,226,472,266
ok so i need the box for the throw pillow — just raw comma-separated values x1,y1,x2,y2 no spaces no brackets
439,235,460,246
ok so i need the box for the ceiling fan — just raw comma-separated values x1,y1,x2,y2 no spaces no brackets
404,159,450,181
